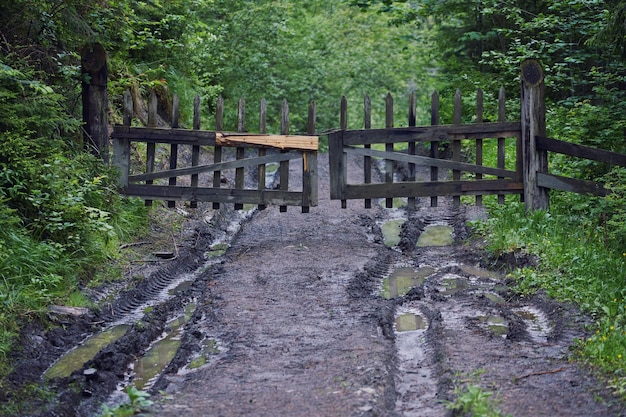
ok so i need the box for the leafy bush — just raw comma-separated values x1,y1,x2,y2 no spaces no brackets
0,56,148,372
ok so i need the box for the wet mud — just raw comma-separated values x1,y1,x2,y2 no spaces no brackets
3,154,625,417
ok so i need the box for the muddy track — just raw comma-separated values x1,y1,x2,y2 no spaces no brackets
3,154,625,417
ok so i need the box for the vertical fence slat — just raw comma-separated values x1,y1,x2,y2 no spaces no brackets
385,93,394,209
430,90,440,207
408,90,417,210
189,95,200,209
235,98,246,210
212,95,224,210
167,93,179,208
302,100,317,213
475,89,483,206
452,89,462,207
144,91,157,207
257,98,267,211
279,99,290,212
339,96,348,208
328,96,348,205
363,94,372,209
113,90,132,188
497,87,506,204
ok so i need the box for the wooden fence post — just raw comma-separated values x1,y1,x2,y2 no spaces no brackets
430,90,440,207
520,59,549,210
475,88,484,206
167,94,179,208
144,91,157,207
235,98,246,211
112,90,132,188
497,87,507,205
408,90,417,210
279,99,290,212
302,99,318,213
258,98,268,211
452,89,462,207
212,95,223,210
81,43,108,162
338,96,348,208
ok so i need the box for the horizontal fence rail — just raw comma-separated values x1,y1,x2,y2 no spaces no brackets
535,136,626,197
111,91,318,213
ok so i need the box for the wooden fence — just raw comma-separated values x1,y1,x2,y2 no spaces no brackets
328,88,523,210
111,91,318,213
89,56,626,213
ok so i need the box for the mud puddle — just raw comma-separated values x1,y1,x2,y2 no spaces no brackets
44,325,130,380
416,224,454,247
131,303,196,390
374,202,621,417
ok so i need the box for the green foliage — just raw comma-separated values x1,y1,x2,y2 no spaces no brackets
186,0,438,133
446,371,511,417
0,53,149,374
364,0,626,135
99,386,153,417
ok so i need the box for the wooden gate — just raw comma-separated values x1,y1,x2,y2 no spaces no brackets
328,89,523,209
111,91,318,213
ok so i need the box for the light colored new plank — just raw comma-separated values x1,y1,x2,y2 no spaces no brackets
215,132,318,151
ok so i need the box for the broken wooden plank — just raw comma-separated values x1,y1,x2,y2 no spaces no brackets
215,132,318,151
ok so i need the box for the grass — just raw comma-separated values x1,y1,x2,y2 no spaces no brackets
98,386,153,417
446,371,511,417
470,198,626,400
0,193,150,395
446,384,511,417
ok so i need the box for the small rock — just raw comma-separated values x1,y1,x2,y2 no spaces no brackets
84,368,98,381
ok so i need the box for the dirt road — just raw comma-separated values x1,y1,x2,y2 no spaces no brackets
152,154,397,416
5,154,625,416
148,155,623,416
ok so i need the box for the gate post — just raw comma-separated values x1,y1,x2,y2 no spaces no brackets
81,43,109,162
520,59,549,210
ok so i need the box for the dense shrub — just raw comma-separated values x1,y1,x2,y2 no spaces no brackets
0,55,148,368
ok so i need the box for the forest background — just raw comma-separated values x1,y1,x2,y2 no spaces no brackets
1,0,626,404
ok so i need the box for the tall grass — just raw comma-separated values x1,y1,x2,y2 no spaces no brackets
0,152,149,378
